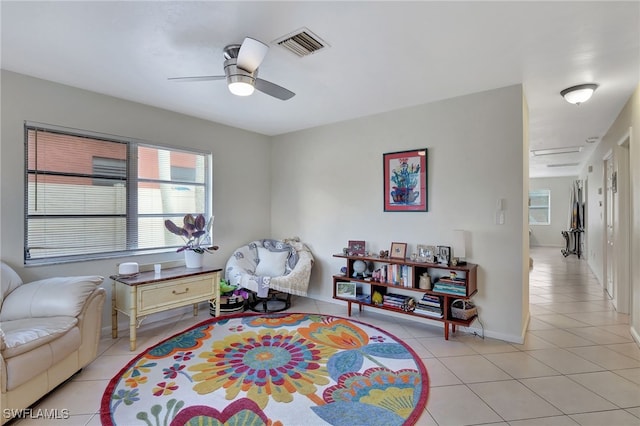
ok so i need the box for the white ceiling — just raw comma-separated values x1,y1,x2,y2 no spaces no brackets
2,1,638,178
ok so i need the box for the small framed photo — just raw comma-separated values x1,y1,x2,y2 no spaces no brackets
348,240,366,256
336,281,357,298
390,242,407,259
417,244,436,262
437,246,451,265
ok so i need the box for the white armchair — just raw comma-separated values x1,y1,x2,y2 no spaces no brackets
225,238,314,312
0,262,106,424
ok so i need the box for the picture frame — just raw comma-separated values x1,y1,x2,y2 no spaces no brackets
417,244,436,262
348,240,366,256
336,281,357,299
437,245,451,265
383,148,428,212
390,242,408,259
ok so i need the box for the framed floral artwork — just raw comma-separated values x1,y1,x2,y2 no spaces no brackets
348,240,366,256
383,148,428,212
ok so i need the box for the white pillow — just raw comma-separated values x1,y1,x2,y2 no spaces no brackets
255,247,289,277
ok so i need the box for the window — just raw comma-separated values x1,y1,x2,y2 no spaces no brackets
529,189,550,225
25,122,212,263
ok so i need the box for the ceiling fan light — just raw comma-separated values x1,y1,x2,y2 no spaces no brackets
560,83,598,105
228,81,255,96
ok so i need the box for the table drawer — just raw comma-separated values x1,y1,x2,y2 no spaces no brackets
138,274,215,314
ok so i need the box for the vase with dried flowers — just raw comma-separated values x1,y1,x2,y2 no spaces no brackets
164,214,218,268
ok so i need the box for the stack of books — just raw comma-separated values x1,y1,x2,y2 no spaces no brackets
415,294,443,318
382,293,413,310
383,264,413,287
432,277,466,295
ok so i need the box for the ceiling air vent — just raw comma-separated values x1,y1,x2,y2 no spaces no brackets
274,28,328,57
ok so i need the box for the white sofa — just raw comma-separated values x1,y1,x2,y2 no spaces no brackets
0,262,106,424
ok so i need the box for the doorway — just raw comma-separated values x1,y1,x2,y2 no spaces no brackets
604,152,615,300
602,130,631,314
616,132,631,314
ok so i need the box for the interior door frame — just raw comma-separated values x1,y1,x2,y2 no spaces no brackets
615,129,631,314
603,150,615,301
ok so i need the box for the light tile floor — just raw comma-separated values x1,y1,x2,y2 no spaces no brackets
12,247,640,425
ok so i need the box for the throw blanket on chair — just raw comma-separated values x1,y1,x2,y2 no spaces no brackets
226,238,314,298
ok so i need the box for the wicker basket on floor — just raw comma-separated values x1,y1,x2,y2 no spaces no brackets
451,299,477,320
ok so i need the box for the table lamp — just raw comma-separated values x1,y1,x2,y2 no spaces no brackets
452,230,468,266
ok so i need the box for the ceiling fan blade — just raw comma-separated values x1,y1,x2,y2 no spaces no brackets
236,37,269,72
255,78,295,100
168,75,225,82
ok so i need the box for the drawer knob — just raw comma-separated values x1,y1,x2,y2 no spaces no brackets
172,287,189,295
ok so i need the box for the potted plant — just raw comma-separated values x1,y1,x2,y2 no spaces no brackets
164,214,218,268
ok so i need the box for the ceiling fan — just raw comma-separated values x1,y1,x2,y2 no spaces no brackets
169,37,295,101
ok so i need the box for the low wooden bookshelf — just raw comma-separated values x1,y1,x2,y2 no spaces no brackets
332,253,478,340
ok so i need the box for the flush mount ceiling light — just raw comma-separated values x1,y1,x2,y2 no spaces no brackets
560,83,598,105
225,63,256,96
531,146,583,156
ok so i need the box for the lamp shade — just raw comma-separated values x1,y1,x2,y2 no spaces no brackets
560,84,598,105
452,229,467,260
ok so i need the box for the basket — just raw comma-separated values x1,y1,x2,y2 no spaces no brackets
451,299,477,320
209,295,246,315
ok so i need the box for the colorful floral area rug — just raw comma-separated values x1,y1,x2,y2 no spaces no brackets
101,312,429,426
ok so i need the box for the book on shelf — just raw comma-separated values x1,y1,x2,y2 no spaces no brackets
437,277,466,284
414,305,443,318
433,282,466,291
414,311,443,319
417,301,441,310
421,294,441,303
432,282,466,296
403,265,413,288
415,300,441,308
432,289,466,296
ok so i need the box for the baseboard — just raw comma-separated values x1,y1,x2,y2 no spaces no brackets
455,324,524,344
303,295,527,343
631,325,640,346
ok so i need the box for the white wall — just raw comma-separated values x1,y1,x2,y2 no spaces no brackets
529,176,577,247
271,85,529,342
0,71,272,329
579,83,640,342
1,73,531,343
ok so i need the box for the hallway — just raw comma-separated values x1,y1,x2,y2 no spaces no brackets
522,246,640,424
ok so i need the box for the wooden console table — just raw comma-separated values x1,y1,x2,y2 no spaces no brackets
111,265,221,351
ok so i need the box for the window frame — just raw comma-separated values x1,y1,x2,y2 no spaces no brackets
24,121,213,265
529,189,551,225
